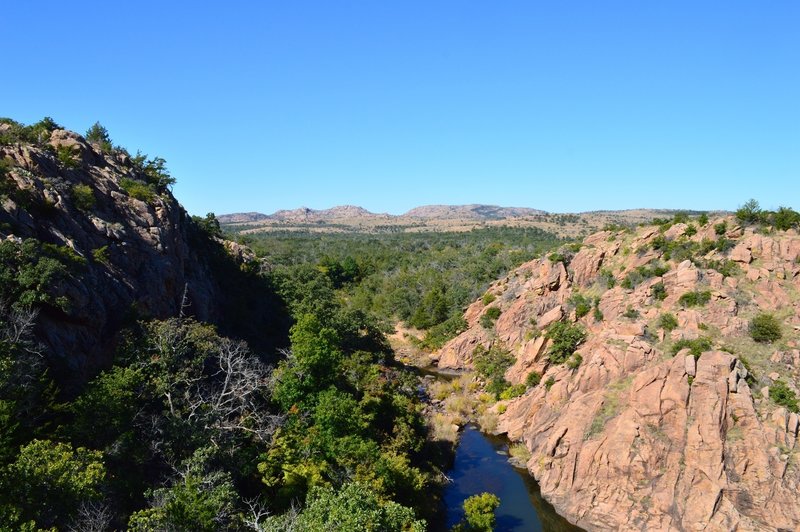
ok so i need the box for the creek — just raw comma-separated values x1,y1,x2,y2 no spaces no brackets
419,368,583,532
441,425,583,531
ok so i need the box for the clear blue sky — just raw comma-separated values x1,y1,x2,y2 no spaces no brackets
3,1,798,215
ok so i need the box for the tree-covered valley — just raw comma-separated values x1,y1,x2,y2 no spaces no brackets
3,118,800,531
2,118,502,530
232,227,566,350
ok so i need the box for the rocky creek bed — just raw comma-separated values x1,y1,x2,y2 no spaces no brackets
417,368,582,531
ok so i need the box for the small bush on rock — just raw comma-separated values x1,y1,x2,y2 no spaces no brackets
769,380,799,413
749,313,782,343
119,178,156,203
546,322,586,364
525,371,541,388
671,337,712,358
71,184,95,211
480,306,502,329
678,290,711,308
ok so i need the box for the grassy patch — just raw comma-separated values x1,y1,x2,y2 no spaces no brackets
585,377,632,440
429,413,459,442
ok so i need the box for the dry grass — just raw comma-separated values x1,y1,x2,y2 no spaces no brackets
428,413,459,442
477,410,498,433
445,395,473,418
584,376,633,440
509,442,532,464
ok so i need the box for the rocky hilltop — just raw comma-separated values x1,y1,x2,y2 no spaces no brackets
0,125,286,385
215,211,269,224
268,204,378,221
433,218,800,530
402,204,547,220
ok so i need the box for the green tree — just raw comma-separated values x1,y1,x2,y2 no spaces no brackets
670,337,712,358
191,212,223,238
71,183,96,211
130,151,176,191
773,206,800,231
0,238,78,311
658,312,678,332
736,199,762,224
260,482,425,532
545,321,586,364
84,121,112,152
678,290,711,308
409,285,449,329
651,282,667,301
455,492,501,531
313,387,365,445
525,371,542,387
273,314,343,410
479,306,502,329
569,293,591,318
69,365,145,448
128,449,238,532
56,144,79,168
473,344,514,397
4,439,105,528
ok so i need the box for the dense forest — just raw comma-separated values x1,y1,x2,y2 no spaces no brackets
232,228,566,349
0,118,453,530
0,254,437,530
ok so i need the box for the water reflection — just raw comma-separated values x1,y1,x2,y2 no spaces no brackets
441,425,583,532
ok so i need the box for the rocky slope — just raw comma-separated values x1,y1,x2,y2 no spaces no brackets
0,128,286,386
433,220,800,530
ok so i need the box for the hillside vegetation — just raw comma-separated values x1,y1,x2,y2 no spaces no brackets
0,119,439,530
433,205,800,530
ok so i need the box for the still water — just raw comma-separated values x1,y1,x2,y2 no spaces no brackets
442,425,583,532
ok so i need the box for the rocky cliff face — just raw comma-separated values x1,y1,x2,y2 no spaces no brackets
0,128,286,386
433,221,800,530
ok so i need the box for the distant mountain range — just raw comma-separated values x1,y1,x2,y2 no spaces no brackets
218,204,714,237
218,204,548,224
